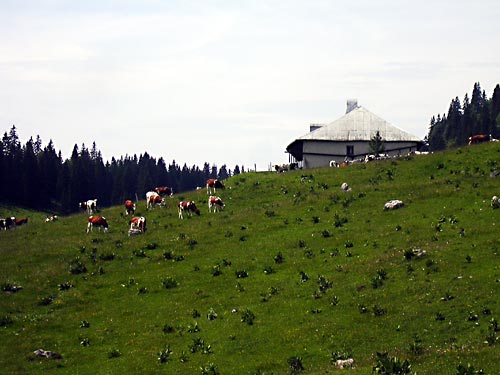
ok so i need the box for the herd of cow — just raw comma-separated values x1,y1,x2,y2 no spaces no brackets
84,178,226,235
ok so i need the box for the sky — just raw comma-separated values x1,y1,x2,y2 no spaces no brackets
1,0,500,171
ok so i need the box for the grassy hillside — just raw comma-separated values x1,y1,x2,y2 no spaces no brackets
1,143,500,374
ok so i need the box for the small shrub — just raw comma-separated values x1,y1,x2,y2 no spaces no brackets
162,277,178,289
192,309,201,318
265,210,276,217
69,257,87,275
211,264,222,277
372,352,412,374
408,334,423,355
331,295,339,306
58,281,74,291
317,275,333,293
80,320,90,328
80,337,90,347
333,213,348,228
263,266,274,275
158,345,173,364
163,324,175,333
0,315,13,327
287,355,304,374
435,312,446,321
235,270,248,278
358,304,368,314
108,348,122,359
274,252,284,264
133,249,147,258
162,250,174,260
344,240,353,248
99,252,115,261
146,242,158,250
299,271,309,283
207,308,218,320
373,304,386,317
200,362,219,375
303,249,314,258
39,295,55,306
455,363,485,375
137,286,148,294
187,322,201,333
241,309,255,325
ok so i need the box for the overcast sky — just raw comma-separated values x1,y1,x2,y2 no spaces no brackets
1,0,499,171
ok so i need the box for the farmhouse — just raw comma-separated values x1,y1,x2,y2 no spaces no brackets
286,100,423,168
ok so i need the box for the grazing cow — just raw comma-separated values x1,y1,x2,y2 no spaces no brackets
129,216,147,233
79,199,98,215
335,358,354,369
178,201,200,219
45,215,58,222
329,160,339,168
208,196,225,213
146,191,165,209
124,200,136,215
154,186,174,197
468,134,490,145
206,179,225,194
491,195,500,209
384,199,404,210
15,217,28,226
86,215,109,233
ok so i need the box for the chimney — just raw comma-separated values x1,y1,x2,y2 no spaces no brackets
346,99,358,114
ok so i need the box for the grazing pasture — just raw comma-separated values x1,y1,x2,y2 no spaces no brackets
1,143,500,374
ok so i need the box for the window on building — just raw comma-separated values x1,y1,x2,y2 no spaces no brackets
346,145,354,157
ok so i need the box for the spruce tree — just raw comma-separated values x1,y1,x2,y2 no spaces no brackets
368,131,385,156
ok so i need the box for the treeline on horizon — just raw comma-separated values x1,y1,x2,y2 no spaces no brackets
0,126,246,214
426,82,500,150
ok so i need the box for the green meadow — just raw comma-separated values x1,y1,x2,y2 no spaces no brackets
1,143,500,374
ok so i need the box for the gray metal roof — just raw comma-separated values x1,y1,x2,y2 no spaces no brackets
297,106,422,142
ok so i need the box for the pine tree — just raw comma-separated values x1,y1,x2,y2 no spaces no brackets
491,84,500,138
368,131,385,156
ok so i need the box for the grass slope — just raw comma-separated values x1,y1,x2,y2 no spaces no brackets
1,143,500,374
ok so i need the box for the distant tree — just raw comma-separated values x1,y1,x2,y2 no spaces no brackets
368,131,385,156
443,97,462,147
428,114,447,151
491,84,500,137
233,165,241,175
21,138,40,207
218,164,230,180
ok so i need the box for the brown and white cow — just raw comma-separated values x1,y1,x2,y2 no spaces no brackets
129,216,147,233
146,191,165,209
208,196,225,213
79,199,98,215
468,134,491,145
178,201,200,219
86,215,109,233
15,217,28,226
206,179,225,194
124,200,136,215
154,186,174,197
